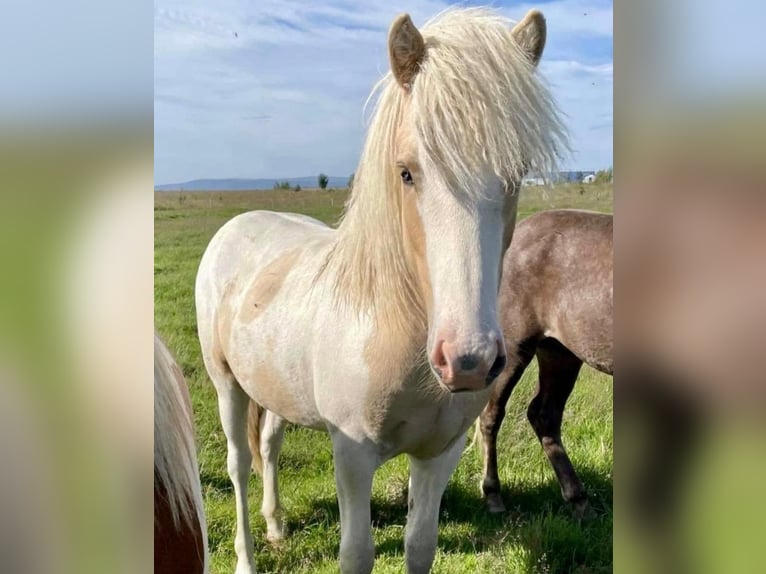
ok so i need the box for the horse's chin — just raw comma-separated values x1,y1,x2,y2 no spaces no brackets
434,374,491,395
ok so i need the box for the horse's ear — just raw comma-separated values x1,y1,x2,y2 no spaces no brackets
389,14,425,90
511,10,547,67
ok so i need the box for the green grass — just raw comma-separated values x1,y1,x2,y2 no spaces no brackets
155,183,613,573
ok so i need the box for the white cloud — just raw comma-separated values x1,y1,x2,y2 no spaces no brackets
155,0,613,182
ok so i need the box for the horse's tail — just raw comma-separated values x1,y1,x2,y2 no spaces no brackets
154,334,209,573
247,400,264,476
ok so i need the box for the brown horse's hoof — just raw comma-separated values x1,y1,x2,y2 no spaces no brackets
485,493,507,514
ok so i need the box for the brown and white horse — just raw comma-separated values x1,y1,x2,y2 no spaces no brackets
476,209,613,515
195,8,567,573
154,334,208,574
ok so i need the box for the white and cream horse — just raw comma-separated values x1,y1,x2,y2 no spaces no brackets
196,8,566,573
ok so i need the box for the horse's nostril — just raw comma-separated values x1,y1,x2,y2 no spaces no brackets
431,340,448,369
458,354,479,371
487,354,506,383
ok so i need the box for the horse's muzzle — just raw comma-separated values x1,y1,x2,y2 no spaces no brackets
430,338,505,392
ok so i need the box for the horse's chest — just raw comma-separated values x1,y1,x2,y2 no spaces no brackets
367,391,485,459
397,414,471,458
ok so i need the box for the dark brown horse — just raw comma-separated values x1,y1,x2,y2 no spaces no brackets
478,209,613,514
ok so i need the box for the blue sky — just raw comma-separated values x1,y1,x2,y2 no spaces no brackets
154,0,613,184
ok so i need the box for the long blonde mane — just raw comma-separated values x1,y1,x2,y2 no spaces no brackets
323,7,569,326
154,334,208,570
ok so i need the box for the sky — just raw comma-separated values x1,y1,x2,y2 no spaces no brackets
154,0,614,184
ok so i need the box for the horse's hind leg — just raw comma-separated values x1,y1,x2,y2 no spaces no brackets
479,340,535,513
258,409,288,543
209,367,256,574
527,338,588,515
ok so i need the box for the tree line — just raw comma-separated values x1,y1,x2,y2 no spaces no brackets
272,173,350,191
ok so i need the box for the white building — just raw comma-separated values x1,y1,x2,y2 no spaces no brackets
522,176,546,186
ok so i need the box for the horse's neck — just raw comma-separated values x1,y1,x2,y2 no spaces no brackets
328,205,427,336
363,300,430,389
325,183,431,375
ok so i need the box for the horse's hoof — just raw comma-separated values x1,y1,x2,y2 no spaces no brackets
266,534,286,550
266,530,286,546
486,493,507,514
266,520,287,545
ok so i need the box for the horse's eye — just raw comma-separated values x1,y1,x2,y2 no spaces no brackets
400,168,414,186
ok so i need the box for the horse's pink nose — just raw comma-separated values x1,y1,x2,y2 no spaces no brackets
430,338,506,392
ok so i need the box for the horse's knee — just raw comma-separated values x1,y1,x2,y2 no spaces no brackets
339,535,374,574
405,524,438,574
227,446,252,480
405,542,437,574
480,403,505,438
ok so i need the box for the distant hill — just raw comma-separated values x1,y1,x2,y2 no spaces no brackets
155,176,350,191
155,171,598,191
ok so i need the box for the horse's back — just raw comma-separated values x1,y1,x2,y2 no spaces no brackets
197,210,331,294
501,209,613,373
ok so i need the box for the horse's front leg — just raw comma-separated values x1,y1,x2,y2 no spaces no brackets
331,431,378,574
405,433,465,573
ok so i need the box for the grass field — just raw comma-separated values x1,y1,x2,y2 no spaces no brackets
155,183,614,573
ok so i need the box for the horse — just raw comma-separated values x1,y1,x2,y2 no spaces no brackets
195,8,567,573
154,334,209,574
475,209,613,515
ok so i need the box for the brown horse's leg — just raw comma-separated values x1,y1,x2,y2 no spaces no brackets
480,341,535,513
527,338,588,515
